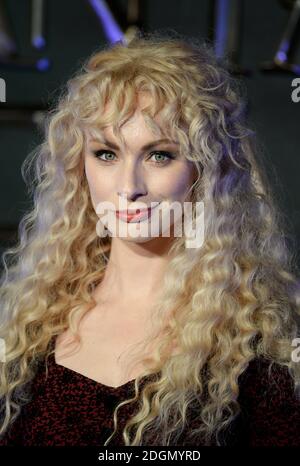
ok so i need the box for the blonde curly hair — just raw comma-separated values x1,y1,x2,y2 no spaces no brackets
1,31,300,446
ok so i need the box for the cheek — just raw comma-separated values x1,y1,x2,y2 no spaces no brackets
85,162,97,198
84,160,109,208
157,167,194,200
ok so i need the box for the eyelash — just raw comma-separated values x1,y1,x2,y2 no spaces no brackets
92,150,176,165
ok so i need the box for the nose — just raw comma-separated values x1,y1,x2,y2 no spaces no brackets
117,160,147,202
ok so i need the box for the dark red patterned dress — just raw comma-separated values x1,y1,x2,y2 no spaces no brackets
0,336,300,446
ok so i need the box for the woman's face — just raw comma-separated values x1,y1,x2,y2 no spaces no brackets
84,93,197,243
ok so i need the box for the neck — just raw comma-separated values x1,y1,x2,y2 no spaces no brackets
94,235,175,305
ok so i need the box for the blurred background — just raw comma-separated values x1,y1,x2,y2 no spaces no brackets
0,0,299,268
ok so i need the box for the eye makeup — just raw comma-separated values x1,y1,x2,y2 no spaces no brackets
91,149,177,165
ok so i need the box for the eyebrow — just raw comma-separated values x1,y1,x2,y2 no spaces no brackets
89,137,179,151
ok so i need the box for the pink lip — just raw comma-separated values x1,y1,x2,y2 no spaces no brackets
115,205,159,223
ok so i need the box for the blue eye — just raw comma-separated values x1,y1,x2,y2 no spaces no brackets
92,149,176,165
149,151,176,164
93,150,116,162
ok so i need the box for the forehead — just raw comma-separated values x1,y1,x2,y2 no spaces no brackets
85,93,170,146
85,114,162,145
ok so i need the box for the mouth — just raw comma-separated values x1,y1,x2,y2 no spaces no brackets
115,203,161,223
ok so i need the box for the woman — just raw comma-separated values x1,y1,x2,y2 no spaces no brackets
0,32,300,447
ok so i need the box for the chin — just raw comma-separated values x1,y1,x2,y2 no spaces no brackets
105,219,174,243
120,235,156,244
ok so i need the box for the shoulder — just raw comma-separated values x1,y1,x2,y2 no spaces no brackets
238,357,298,404
237,357,300,446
